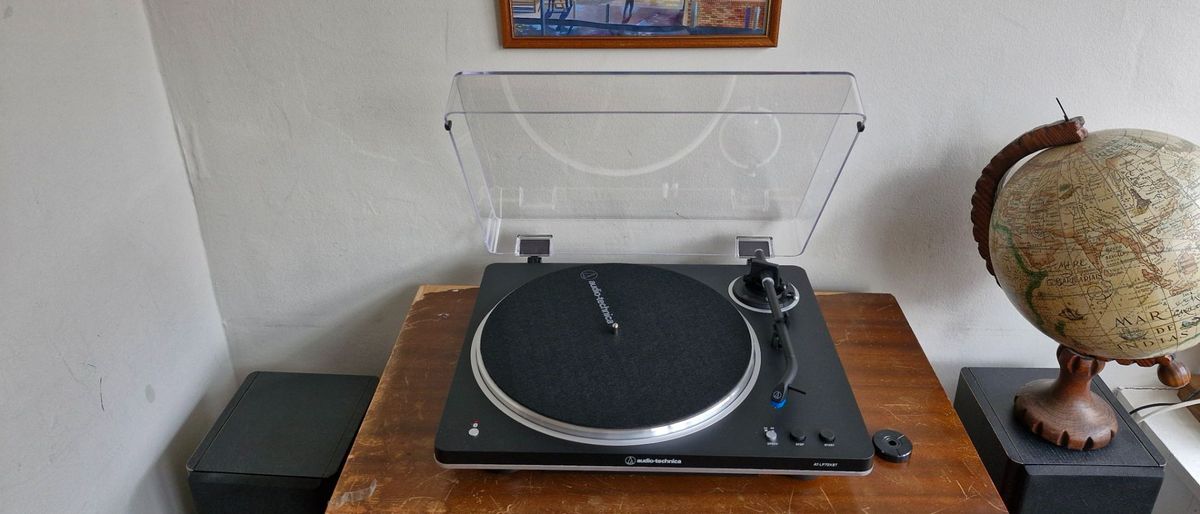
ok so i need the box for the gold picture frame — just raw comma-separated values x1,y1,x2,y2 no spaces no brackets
498,0,780,48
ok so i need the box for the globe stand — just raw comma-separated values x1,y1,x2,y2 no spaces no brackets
1014,347,1191,450
1014,346,1117,450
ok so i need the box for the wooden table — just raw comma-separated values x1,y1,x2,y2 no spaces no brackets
328,286,1005,513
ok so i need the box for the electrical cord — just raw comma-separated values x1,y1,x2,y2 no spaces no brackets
1128,387,1200,421
1135,398,1200,423
1128,401,1180,416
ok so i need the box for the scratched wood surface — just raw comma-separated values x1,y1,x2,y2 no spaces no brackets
327,287,1005,513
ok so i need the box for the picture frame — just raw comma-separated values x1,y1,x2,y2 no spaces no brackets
497,0,781,48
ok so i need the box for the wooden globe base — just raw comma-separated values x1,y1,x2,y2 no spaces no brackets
1013,346,1192,450
1014,346,1117,450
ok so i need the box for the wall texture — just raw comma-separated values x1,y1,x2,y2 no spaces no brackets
0,1,235,512
143,1,1200,389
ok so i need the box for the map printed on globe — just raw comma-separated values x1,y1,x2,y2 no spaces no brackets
990,129,1200,359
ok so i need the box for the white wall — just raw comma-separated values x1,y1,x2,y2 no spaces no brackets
0,1,235,512
143,1,1200,390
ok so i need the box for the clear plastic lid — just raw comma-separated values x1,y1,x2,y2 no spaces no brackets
445,71,865,257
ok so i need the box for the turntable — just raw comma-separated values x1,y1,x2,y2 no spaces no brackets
434,72,873,476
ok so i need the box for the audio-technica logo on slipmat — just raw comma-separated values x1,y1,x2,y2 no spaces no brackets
579,270,615,325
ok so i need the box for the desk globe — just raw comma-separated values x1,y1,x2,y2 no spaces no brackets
972,116,1200,450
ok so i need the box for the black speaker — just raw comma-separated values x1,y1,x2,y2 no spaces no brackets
954,367,1164,514
187,371,377,514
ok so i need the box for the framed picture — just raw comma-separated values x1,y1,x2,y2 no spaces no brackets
498,0,781,48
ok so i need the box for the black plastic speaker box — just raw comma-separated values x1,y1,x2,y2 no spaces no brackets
955,367,1164,514
187,371,377,514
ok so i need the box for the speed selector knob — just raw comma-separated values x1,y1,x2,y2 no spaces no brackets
819,429,837,443
764,429,778,443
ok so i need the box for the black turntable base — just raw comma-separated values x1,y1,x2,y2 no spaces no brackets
434,262,874,476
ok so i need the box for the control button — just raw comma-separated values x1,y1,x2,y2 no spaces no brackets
764,429,778,443
819,429,836,443
789,430,806,443
468,427,480,437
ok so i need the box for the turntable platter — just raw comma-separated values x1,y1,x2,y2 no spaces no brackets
473,264,758,444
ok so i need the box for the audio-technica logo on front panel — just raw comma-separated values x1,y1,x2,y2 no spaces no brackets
624,456,683,466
